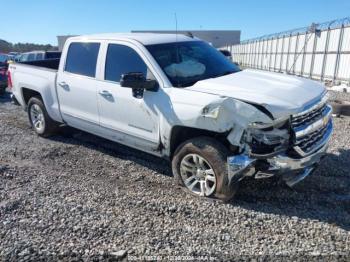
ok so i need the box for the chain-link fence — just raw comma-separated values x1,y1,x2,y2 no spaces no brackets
230,17,350,85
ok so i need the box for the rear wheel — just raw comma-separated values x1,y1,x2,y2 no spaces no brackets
27,96,59,137
172,137,238,201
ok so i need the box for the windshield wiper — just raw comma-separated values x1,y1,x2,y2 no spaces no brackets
179,80,200,87
210,71,236,79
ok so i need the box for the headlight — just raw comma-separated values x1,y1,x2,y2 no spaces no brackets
249,130,289,145
248,121,274,129
245,118,290,153
248,116,289,130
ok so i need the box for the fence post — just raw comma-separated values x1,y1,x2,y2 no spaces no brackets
300,32,308,76
333,24,345,82
239,44,242,65
243,44,246,65
293,33,299,74
309,31,318,79
254,40,259,69
261,39,266,69
244,43,249,64
256,40,261,69
257,40,264,69
269,37,274,71
274,37,279,72
285,33,292,72
321,27,331,82
279,35,285,72
249,41,252,67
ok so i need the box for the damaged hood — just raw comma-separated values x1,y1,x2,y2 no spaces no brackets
186,69,326,119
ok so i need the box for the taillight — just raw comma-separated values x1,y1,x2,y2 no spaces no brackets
7,70,13,89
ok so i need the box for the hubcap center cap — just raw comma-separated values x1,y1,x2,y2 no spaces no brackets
196,168,206,179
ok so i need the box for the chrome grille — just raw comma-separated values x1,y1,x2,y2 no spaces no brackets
291,103,328,128
291,102,332,156
294,121,331,154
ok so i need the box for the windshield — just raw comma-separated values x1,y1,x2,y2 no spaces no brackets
146,41,240,87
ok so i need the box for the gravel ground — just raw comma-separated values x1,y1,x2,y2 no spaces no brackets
329,90,350,102
0,91,349,261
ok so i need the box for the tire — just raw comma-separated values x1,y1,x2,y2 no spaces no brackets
172,137,238,201
27,96,59,137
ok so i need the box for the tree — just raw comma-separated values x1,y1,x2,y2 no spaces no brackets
0,39,58,53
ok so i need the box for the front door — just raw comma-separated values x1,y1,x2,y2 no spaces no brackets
97,43,160,151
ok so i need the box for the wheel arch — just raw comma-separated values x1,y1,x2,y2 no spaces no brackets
168,125,230,159
20,86,62,123
22,87,42,106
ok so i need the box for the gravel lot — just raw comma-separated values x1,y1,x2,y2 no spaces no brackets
0,91,349,261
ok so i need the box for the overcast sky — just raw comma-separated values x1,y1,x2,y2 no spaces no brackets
2,0,350,45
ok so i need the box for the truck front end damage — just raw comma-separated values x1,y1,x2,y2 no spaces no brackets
226,94,333,187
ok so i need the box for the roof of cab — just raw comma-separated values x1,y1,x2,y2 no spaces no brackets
69,33,198,45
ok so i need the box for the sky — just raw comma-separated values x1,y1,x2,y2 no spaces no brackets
1,0,350,45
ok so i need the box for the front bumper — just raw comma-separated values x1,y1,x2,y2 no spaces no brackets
228,118,333,187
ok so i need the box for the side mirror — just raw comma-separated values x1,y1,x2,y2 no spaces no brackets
120,72,157,89
120,72,158,99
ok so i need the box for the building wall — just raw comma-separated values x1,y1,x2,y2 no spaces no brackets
57,35,77,51
132,30,241,48
57,31,240,51
230,18,350,85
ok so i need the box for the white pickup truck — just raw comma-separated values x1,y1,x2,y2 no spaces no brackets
8,33,333,200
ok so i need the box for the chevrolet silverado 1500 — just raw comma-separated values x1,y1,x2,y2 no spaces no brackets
8,33,333,200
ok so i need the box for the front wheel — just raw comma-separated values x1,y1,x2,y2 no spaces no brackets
172,137,238,201
27,96,59,137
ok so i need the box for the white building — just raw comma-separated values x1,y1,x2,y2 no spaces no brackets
57,30,240,51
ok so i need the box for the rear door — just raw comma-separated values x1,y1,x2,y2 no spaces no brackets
56,41,101,133
96,42,161,151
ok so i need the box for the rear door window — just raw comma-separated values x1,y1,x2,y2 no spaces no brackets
105,44,147,82
65,42,100,77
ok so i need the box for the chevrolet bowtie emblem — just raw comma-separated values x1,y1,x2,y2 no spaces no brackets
323,116,328,127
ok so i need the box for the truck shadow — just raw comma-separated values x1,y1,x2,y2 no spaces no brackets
51,126,173,177
51,127,350,231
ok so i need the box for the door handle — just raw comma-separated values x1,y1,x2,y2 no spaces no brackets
58,82,69,88
99,90,113,97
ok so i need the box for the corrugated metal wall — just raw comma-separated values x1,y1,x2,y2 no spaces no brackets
230,18,350,85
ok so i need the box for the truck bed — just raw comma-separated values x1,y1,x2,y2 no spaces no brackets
9,59,63,123
18,58,60,71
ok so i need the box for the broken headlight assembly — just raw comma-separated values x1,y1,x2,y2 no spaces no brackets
245,118,290,157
